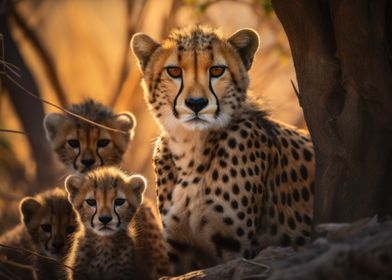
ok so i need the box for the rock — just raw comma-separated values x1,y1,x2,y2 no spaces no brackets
162,217,392,280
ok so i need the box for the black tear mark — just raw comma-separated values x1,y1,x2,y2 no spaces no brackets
211,233,241,258
172,75,184,118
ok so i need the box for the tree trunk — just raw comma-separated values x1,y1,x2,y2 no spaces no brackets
0,14,59,193
271,0,392,224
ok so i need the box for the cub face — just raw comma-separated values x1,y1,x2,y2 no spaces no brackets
44,100,135,173
65,167,146,236
131,25,259,132
20,188,78,258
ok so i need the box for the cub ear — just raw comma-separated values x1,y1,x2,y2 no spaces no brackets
228,29,259,71
43,112,66,142
20,197,41,225
65,174,84,202
113,112,136,138
127,175,147,206
131,33,160,71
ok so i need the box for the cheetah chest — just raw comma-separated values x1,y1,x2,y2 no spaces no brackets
163,136,265,253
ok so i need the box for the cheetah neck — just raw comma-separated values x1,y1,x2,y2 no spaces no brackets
84,228,133,249
166,127,210,166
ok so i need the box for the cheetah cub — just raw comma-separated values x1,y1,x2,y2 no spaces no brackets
65,167,168,280
0,188,78,279
44,99,135,173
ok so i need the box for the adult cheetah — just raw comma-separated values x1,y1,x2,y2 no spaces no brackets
132,25,315,275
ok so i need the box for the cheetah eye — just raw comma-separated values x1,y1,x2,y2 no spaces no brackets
97,139,110,148
85,199,97,207
114,198,126,206
67,139,80,148
66,226,76,234
166,66,182,79
209,66,226,78
41,224,52,233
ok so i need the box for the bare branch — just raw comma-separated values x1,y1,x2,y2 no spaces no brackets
0,129,28,135
0,243,74,271
4,73,128,136
9,3,68,107
290,79,301,103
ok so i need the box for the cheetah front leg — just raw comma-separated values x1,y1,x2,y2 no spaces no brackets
163,210,200,275
154,139,194,275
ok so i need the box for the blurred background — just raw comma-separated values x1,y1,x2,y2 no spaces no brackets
0,0,304,234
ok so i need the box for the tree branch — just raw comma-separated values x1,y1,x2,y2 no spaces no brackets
9,3,68,107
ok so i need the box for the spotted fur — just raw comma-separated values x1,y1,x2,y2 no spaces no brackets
0,188,78,279
44,99,135,173
65,167,168,280
132,25,315,275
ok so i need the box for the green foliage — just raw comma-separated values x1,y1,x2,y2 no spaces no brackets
182,0,208,14
257,0,273,15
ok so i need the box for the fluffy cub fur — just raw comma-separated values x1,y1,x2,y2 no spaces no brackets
44,99,136,173
65,167,168,280
0,188,78,279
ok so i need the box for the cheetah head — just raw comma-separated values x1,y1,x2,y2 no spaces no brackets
65,167,146,236
131,25,259,132
20,188,78,258
44,99,135,173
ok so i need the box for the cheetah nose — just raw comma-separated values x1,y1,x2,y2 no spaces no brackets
98,215,112,225
52,241,64,250
81,159,95,168
185,97,208,114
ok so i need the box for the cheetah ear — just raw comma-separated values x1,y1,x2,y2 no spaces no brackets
43,112,67,143
126,175,146,206
113,111,136,139
131,33,160,72
20,197,41,226
65,174,84,203
228,29,259,71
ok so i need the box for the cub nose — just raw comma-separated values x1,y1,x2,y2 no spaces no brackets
81,159,95,168
52,240,64,250
98,216,112,225
185,97,208,114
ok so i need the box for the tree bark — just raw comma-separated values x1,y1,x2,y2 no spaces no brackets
0,13,58,193
272,0,392,224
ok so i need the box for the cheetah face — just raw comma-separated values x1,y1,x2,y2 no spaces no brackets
131,25,259,132
65,167,146,237
44,101,135,173
20,188,78,258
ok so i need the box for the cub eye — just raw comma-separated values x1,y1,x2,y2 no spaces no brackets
114,198,126,206
41,224,51,233
85,199,96,207
66,226,76,234
166,67,182,79
97,139,110,148
209,66,226,78
67,139,80,148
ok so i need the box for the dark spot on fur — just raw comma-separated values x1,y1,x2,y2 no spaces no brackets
211,233,241,257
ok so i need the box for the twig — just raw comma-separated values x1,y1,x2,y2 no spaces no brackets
0,33,5,76
2,258,37,272
0,59,21,77
9,4,69,107
0,269,14,280
290,79,301,100
4,73,128,135
0,243,74,271
0,129,28,135
240,258,271,272
0,255,32,280
0,59,21,71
